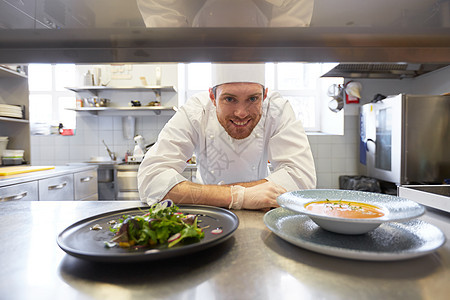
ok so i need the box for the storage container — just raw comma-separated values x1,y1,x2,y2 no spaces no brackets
0,136,8,159
1,149,24,166
2,149,24,158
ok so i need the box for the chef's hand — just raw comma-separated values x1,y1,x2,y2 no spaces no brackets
230,181,287,210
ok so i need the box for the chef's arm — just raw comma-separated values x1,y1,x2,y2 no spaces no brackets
163,181,231,207
163,179,285,210
219,179,268,188
265,97,316,191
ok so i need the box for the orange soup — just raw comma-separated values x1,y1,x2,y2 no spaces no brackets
305,199,385,219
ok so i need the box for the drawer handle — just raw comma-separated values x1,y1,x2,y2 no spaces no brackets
80,176,93,182
48,182,67,190
0,191,28,202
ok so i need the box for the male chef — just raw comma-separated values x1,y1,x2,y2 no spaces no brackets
138,64,316,210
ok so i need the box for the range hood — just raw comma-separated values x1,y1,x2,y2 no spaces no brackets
321,63,449,79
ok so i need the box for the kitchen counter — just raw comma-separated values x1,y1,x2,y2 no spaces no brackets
0,165,98,187
0,200,449,300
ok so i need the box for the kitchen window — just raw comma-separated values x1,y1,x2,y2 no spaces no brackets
27,63,342,135
183,62,343,133
28,64,77,135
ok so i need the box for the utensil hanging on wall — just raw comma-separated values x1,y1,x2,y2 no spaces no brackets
327,84,345,112
102,140,116,161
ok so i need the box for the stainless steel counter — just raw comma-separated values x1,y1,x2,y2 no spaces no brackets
0,200,449,300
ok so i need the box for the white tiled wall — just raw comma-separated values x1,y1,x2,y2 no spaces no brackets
308,115,359,189
31,113,173,165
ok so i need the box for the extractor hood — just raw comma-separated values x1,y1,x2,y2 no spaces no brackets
321,63,449,79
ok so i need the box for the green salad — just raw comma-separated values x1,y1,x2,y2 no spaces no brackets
106,200,205,249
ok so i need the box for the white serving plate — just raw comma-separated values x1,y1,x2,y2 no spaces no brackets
264,208,446,261
277,189,425,234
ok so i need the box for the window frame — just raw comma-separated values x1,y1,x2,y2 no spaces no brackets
28,64,76,133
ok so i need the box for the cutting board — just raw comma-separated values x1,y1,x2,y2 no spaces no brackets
0,166,55,176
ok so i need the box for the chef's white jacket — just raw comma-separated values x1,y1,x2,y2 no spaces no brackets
138,91,316,205
137,0,314,28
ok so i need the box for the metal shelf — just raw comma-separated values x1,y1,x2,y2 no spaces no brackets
65,85,177,96
0,116,29,123
0,66,27,79
1,27,449,64
66,106,178,115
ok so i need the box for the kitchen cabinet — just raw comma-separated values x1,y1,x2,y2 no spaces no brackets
0,165,99,201
38,174,74,201
38,170,98,201
74,169,98,201
65,85,177,115
0,66,30,163
0,181,38,201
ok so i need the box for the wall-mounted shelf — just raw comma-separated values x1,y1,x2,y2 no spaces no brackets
66,106,178,115
65,86,177,96
0,65,27,79
0,116,29,123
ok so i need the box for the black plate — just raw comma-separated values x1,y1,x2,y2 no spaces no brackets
57,205,239,262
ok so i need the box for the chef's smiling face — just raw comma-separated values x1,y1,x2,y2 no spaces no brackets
210,82,267,140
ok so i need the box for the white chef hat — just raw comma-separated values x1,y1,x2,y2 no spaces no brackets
211,63,265,87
